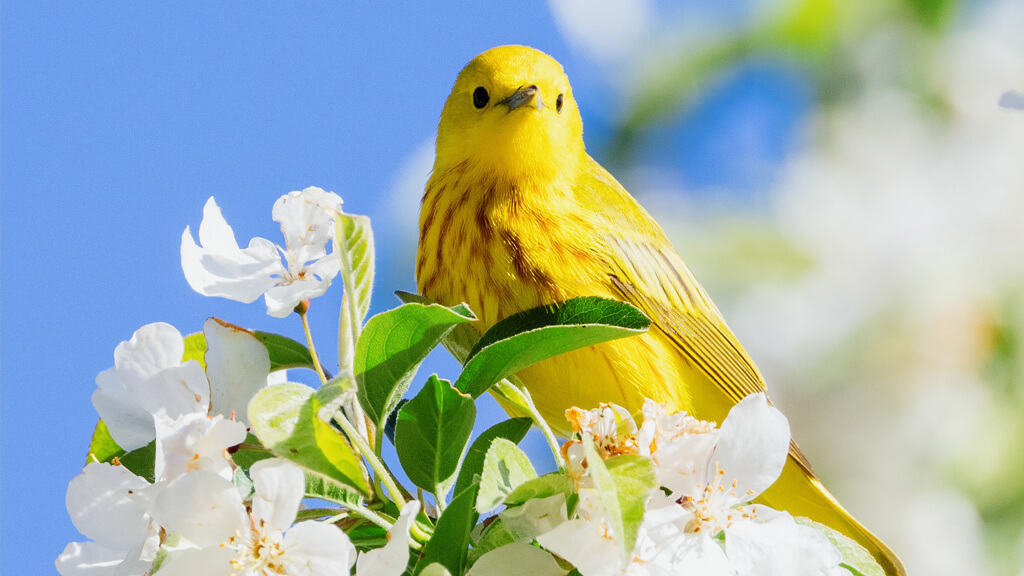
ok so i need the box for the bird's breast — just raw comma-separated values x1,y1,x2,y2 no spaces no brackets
417,168,608,329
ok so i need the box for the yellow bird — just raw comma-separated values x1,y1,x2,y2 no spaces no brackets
417,45,904,576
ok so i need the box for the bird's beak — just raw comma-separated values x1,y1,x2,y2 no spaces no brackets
500,84,545,111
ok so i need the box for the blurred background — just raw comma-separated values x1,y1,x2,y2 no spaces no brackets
3,1,1022,574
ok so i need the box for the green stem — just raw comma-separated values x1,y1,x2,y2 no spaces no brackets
333,410,406,508
433,487,447,515
299,308,329,385
372,433,384,496
328,503,394,532
295,507,343,521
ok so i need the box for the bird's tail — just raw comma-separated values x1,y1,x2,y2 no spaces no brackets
758,457,906,576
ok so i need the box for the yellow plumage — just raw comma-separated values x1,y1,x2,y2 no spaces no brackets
417,45,904,575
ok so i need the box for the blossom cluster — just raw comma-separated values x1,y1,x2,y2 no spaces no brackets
59,189,874,576
59,188,417,576
475,396,846,576
59,317,418,576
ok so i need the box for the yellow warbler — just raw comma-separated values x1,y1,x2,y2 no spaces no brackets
417,45,904,575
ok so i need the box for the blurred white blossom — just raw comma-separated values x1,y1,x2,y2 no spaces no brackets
181,187,343,318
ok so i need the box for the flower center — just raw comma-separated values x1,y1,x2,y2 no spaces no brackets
678,463,758,535
227,521,287,575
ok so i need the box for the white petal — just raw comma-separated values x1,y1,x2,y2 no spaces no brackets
536,519,621,576
154,412,246,481
57,527,154,575
123,361,209,420
725,512,842,576
150,471,247,547
196,197,240,252
655,433,718,499
469,543,567,576
667,535,731,576
66,463,151,551
712,393,790,500
250,458,306,532
56,541,139,576
91,384,154,452
181,198,284,303
113,323,185,378
305,251,341,281
272,187,343,255
263,276,332,318
268,369,288,386
500,493,568,540
152,547,235,576
282,521,357,576
203,317,272,423
356,500,420,576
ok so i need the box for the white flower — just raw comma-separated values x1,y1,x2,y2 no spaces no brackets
56,463,160,576
181,187,344,318
151,458,356,576
154,411,247,482
673,393,790,523
637,399,718,496
565,403,639,458
92,323,209,451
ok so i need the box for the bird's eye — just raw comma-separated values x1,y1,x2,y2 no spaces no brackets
556,93,564,113
473,86,490,109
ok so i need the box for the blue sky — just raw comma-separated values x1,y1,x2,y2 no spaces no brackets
1,3,809,572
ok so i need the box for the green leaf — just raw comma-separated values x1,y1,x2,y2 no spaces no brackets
182,332,207,368
248,383,371,496
233,467,254,500
87,420,124,464
417,482,478,576
455,297,649,397
335,213,375,375
252,331,316,371
468,519,518,565
453,418,532,499
476,439,537,513
795,518,886,576
395,375,476,495
582,437,656,563
348,523,391,552
356,303,476,430
118,440,156,483
305,473,361,507
396,291,480,362
504,472,573,507
335,213,375,322
229,433,274,469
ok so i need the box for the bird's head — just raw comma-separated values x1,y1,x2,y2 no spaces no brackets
435,45,585,181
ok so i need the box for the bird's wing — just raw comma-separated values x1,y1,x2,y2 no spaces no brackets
577,159,814,473
602,236,767,405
